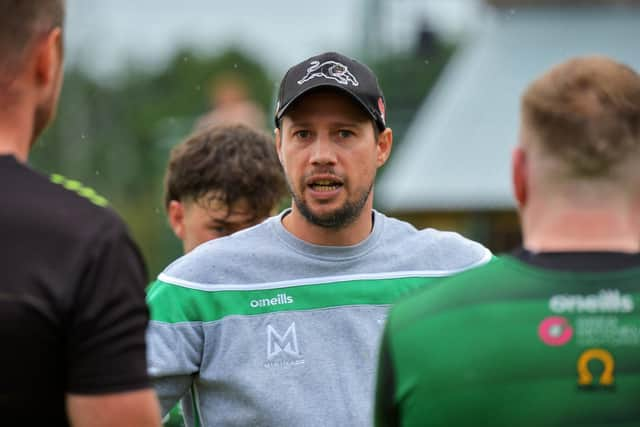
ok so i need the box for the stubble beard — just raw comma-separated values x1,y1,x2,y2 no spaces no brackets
287,179,373,229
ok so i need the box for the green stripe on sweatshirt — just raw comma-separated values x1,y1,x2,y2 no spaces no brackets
147,276,444,323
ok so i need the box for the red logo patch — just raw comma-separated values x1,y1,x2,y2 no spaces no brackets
538,316,573,346
378,97,385,123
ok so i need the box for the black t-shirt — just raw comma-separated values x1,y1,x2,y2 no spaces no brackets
0,155,150,425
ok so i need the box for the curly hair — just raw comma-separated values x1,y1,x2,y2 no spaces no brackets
522,56,640,177
164,124,287,219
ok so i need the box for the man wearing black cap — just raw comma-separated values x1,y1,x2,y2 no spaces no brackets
146,52,491,426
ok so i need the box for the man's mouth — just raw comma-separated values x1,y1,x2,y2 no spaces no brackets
308,178,343,192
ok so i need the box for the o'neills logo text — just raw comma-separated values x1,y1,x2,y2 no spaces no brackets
550,289,634,314
250,293,294,308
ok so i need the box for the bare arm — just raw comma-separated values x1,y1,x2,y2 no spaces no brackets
67,389,161,427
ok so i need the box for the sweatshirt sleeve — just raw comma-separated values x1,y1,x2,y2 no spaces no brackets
146,279,204,415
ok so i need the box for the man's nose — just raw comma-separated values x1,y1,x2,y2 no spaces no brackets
309,134,337,165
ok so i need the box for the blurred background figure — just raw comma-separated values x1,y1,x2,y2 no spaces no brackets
194,73,266,131
376,55,640,427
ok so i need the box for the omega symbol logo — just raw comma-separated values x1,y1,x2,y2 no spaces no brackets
577,348,615,387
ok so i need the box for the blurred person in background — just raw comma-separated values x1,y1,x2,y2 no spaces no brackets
164,124,287,253
375,56,640,426
146,51,490,426
0,1,161,426
160,124,287,426
193,73,266,131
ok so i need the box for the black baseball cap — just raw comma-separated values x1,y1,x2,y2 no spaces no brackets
274,51,387,131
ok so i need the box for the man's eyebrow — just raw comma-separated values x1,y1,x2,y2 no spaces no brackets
287,120,366,128
333,121,364,127
286,120,312,128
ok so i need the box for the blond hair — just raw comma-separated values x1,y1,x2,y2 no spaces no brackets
522,56,640,177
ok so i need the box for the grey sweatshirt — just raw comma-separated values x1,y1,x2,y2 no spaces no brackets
147,210,491,426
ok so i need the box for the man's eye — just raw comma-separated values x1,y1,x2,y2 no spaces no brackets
294,130,311,139
338,130,354,138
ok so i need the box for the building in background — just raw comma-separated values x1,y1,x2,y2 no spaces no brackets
376,0,640,253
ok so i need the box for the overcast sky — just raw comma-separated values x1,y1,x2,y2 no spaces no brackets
65,0,481,79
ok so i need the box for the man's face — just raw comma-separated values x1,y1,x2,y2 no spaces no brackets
169,195,264,253
276,89,391,229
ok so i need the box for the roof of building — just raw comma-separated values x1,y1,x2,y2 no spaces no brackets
376,6,640,212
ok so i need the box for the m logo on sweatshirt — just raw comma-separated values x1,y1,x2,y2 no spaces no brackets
264,322,305,368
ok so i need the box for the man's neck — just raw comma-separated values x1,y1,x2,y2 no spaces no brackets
0,99,34,163
0,135,30,162
522,204,640,253
282,206,374,246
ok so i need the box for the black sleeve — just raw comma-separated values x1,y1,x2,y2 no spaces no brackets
65,217,151,394
375,326,401,427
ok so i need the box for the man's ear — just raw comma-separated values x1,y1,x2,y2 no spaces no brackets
512,146,528,208
274,127,284,165
167,200,186,241
376,128,393,168
34,27,63,92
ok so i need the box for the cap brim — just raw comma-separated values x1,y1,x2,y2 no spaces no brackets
276,81,384,131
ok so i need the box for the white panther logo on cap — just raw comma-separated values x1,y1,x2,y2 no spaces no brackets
297,60,359,86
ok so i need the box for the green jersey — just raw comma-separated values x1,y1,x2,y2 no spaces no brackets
376,251,640,427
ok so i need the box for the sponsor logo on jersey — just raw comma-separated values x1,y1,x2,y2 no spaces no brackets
549,289,634,314
250,293,294,308
538,316,573,346
264,322,305,368
297,60,359,87
577,348,615,388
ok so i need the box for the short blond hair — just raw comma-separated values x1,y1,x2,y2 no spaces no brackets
522,56,640,177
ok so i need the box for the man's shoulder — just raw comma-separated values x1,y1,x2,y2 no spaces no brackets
160,217,276,281
379,212,492,271
389,256,515,328
1,163,123,241
46,174,124,240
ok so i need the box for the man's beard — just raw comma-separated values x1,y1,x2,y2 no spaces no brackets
288,179,373,229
